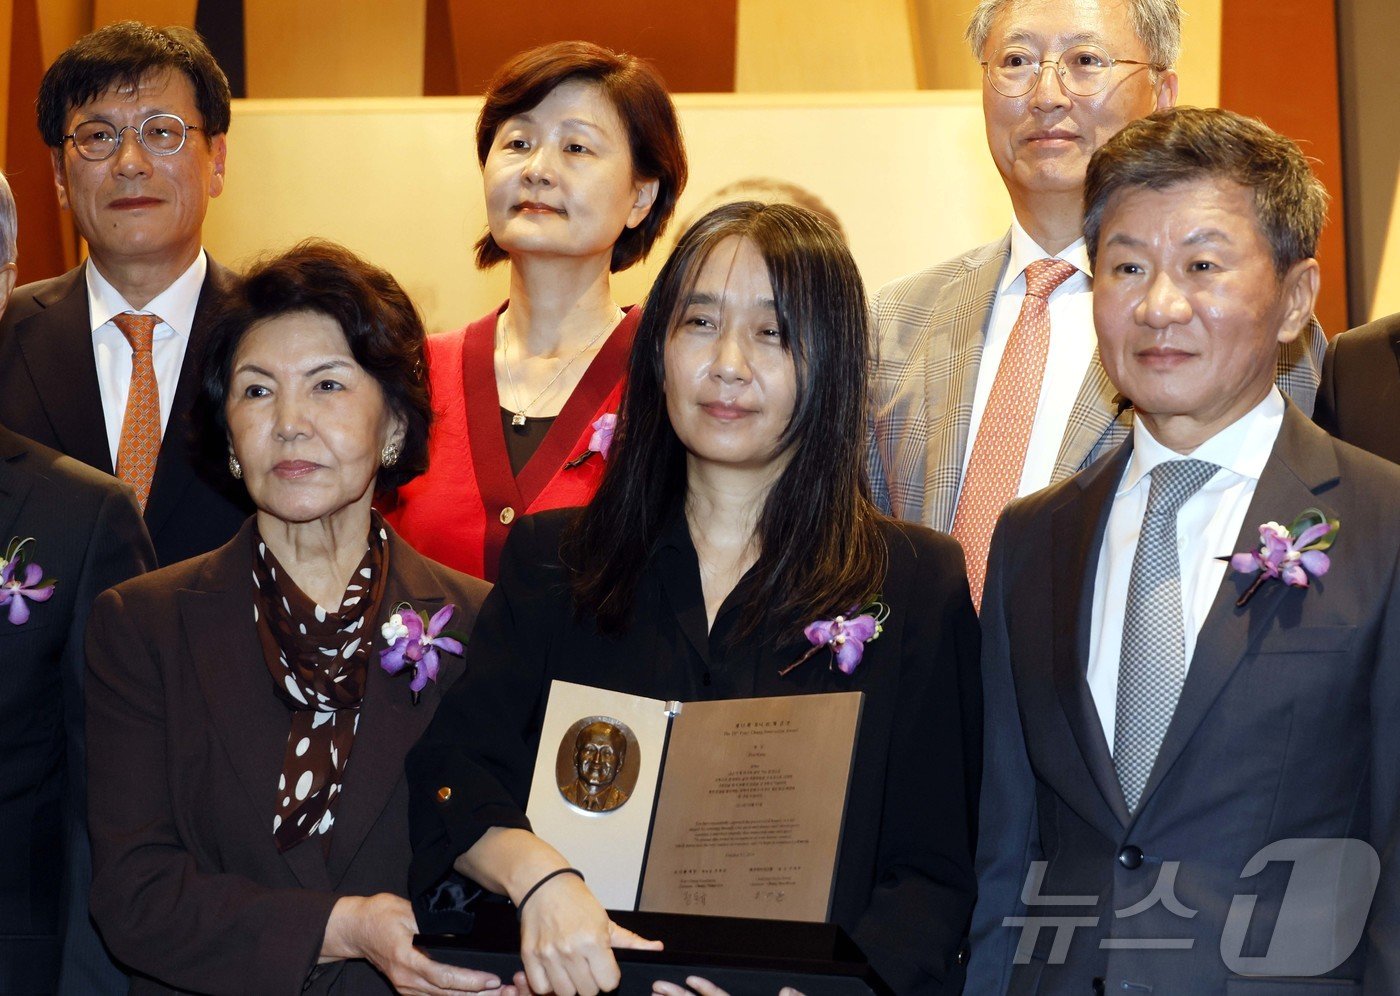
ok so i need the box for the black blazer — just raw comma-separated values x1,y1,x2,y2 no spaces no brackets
1315,313,1400,464
0,424,154,994
0,260,253,566
968,405,1400,993
85,518,490,995
408,510,982,995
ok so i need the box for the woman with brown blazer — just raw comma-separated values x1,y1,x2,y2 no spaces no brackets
84,244,505,995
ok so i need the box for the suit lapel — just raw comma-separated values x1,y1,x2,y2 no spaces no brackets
926,234,1008,532
1052,349,1126,482
0,428,35,544
13,265,112,473
325,531,452,886
176,521,332,888
144,259,236,538
1133,406,1341,817
1050,441,1133,830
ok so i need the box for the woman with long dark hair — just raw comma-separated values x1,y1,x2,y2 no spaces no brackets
407,204,981,995
383,40,687,582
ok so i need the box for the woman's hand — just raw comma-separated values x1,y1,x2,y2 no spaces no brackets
517,871,663,995
323,893,515,995
652,978,805,996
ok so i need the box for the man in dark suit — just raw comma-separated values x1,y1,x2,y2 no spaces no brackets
969,106,1400,993
0,171,155,993
1315,313,1400,463
0,21,250,566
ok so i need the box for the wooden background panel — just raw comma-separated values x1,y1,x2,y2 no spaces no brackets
92,0,195,28
4,0,68,279
440,0,737,95
1220,0,1347,332
0,0,13,166
244,0,425,97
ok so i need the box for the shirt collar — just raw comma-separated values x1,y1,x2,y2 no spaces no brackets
655,504,694,555
86,249,207,338
1120,386,1285,497
1002,215,1093,294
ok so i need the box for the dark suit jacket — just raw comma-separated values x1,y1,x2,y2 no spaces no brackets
968,405,1400,994
0,424,154,994
85,518,490,995
1315,313,1400,464
0,260,253,566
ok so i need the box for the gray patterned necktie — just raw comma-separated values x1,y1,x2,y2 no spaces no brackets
1114,458,1220,813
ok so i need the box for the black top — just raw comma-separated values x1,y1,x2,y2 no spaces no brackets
407,509,982,994
499,408,557,476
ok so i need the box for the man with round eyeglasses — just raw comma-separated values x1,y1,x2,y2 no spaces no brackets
0,21,251,570
866,0,1326,611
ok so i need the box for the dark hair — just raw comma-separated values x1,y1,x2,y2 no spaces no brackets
1084,106,1329,277
197,240,433,497
473,40,687,273
38,21,231,147
564,202,887,641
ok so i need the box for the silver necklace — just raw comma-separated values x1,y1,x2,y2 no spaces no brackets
499,308,622,428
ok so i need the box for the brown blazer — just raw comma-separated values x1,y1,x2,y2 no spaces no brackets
85,518,489,995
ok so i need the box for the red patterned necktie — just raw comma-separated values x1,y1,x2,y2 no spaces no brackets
112,312,162,511
952,258,1077,609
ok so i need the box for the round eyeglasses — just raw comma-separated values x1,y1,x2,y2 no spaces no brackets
981,45,1165,98
61,113,203,162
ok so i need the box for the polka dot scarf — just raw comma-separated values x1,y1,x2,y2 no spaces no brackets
251,518,390,852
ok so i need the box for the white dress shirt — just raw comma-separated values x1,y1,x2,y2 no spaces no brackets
960,218,1097,500
1087,387,1285,748
88,250,207,467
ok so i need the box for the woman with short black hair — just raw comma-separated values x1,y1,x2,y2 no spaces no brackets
86,241,504,995
384,40,687,583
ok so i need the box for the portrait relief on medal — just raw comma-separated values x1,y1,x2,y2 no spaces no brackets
555,716,640,814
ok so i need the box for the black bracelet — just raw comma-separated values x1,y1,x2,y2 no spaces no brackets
516,867,585,920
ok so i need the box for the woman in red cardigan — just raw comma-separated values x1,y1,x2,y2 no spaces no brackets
385,41,687,580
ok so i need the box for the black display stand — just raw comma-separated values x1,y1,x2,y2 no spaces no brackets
418,903,893,995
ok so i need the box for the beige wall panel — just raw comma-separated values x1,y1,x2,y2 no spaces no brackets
1340,0,1400,323
1175,0,1221,110
205,93,1009,334
93,0,195,29
245,0,426,98
911,0,980,90
1371,166,1400,320
736,0,919,91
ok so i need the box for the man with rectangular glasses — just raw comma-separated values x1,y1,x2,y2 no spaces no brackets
0,21,250,568
866,0,1326,611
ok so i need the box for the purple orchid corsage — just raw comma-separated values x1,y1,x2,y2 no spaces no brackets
564,413,618,469
779,599,890,677
1228,508,1338,607
379,602,466,703
1,537,57,626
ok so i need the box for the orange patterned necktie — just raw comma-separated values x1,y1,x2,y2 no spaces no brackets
113,312,162,511
952,258,1077,609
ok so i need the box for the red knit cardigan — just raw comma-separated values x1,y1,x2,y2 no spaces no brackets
383,304,635,581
